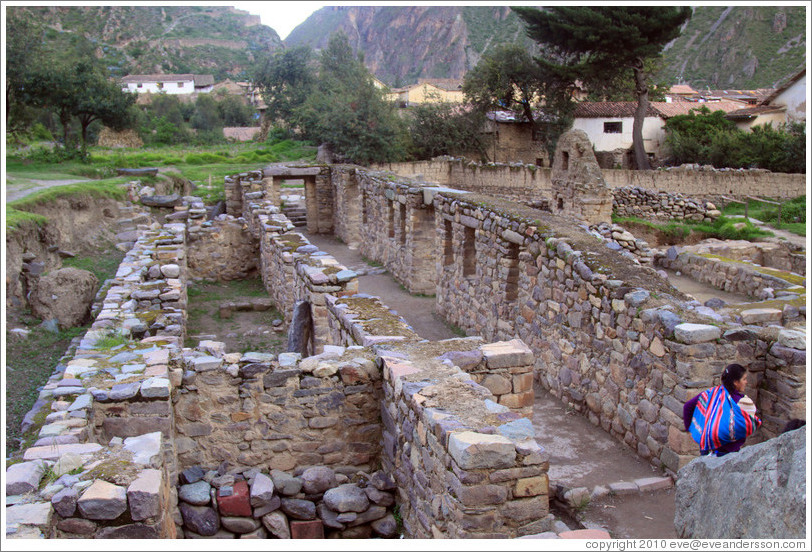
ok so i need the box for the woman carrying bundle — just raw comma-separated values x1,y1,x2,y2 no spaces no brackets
683,363,761,457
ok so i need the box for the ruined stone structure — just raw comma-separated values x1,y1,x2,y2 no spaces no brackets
549,130,613,224
377,157,806,202
6,143,806,538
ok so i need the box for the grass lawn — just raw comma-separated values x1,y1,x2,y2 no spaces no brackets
721,195,806,237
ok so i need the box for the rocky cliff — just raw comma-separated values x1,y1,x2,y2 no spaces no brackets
9,5,282,81
287,5,806,89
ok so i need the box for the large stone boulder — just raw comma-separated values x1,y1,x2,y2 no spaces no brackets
28,267,98,328
674,428,806,538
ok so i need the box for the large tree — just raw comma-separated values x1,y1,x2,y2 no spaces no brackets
23,60,134,154
296,32,406,164
462,43,575,159
5,12,44,126
513,6,691,170
254,46,316,133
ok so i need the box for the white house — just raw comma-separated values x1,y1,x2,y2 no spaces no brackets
759,69,806,123
572,100,743,168
121,74,215,95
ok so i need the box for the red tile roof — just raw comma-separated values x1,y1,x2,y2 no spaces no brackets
725,105,786,119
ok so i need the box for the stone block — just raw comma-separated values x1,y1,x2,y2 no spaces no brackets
608,481,638,495
218,480,252,517
481,339,534,369
24,443,102,461
123,431,163,465
515,475,549,498
127,469,162,521
77,480,128,520
513,372,534,393
634,476,673,492
192,355,222,372
250,472,275,507
673,323,722,344
290,519,324,539
6,502,53,530
499,390,535,409
480,373,512,395
140,377,170,398
262,511,291,538
6,460,46,495
740,308,783,325
448,431,516,469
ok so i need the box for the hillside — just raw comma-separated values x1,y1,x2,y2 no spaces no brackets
286,5,806,89
9,5,283,82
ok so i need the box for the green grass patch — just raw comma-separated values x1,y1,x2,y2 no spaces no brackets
612,215,773,242
5,324,87,455
62,242,125,284
5,206,48,231
721,195,806,237
8,178,129,211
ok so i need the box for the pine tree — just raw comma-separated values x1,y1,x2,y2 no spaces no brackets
513,6,691,170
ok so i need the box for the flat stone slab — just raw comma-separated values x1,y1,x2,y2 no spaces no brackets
123,432,162,466
78,480,127,520
448,431,516,469
634,476,673,492
5,502,53,529
740,308,783,325
6,460,46,495
674,323,721,344
24,443,102,461
481,339,534,368
608,481,639,495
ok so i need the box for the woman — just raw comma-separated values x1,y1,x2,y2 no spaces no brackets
683,363,761,457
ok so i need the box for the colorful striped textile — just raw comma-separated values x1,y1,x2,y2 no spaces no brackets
689,385,761,454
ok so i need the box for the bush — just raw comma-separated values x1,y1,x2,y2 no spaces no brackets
664,108,805,173
31,122,54,141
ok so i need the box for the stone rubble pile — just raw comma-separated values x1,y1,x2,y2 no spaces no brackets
590,222,654,265
175,464,399,538
613,186,721,222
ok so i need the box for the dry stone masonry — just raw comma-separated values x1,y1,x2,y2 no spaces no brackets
6,143,806,539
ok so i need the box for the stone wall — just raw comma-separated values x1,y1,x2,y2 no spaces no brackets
187,216,259,281
656,250,805,304
376,157,806,200
173,343,383,474
379,342,551,538
613,186,722,222
230,169,359,354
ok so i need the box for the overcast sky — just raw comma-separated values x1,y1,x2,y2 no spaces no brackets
231,1,329,40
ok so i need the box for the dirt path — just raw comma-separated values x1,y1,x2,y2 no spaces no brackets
727,215,807,249
6,178,91,202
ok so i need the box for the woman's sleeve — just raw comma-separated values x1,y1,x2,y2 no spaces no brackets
683,393,701,432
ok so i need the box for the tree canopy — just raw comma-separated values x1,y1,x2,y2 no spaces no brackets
513,6,691,169
462,44,574,158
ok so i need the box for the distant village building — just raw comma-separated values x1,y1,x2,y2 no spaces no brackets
571,100,743,168
388,78,464,106
121,74,215,95
482,110,551,166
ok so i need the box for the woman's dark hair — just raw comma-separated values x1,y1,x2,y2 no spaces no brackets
721,363,747,394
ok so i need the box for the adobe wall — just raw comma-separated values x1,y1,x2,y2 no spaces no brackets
376,158,806,200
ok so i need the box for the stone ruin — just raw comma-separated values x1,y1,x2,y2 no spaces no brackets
5,135,806,539
550,129,613,225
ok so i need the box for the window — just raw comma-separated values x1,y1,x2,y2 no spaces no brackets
399,204,407,245
604,122,622,134
443,219,454,266
177,82,184,88
462,226,476,277
157,82,164,90
137,83,143,88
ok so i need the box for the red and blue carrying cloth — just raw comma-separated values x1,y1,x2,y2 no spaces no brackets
689,385,761,454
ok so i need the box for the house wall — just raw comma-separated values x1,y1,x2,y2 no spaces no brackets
124,80,195,95
733,112,787,132
572,116,664,155
773,74,807,122
489,123,549,165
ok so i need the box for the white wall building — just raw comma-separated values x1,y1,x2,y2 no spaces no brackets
761,69,806,123
121,74,215,95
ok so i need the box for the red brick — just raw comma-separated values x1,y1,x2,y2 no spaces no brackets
290,519,324,539
217,480,252,517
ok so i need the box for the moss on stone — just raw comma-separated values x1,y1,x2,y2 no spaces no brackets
80,456,140,487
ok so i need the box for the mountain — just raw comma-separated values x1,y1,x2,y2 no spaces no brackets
286,5,806,89
9,5,283,82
